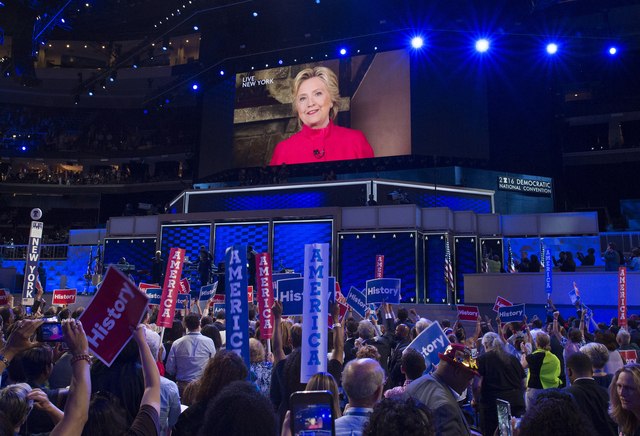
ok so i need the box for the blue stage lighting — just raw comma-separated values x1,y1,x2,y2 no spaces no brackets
109,77,114,82
162,46,167,51
339,48,347,55
192,84,198,90
133,64,137,68
475,39,489,52
165,99,169,104
193,26,198,31
546,43,558,54
60,18,65,23
411,36,424,49
253,12,258,17
143,110,148,114
21,146,26,151
88,91,93,96
220,70,224,75
278,60,283,65
609,47,617,55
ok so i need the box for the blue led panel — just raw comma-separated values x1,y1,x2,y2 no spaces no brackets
214,223,269,265
454,237,477,304
374,183,492,213
338,232,417,303
104,238,158,282
161,224,211,264
424,235,448,304
273,221,333,276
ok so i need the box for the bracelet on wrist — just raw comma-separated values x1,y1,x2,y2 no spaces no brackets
0,355,10,368
332,323,341,329
70,354,92,366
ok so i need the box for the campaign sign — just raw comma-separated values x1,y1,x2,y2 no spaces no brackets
142,286,162,305
212,294,225,304
545,247,553,294
569,290,580,305
0,288,8,306
498,303,526,323
180,278,190,294
199,283,218,301
493,296,513,313
457,305,480,321
213,303,225,313
225,244,251,371
369,303,378,321
335,282,343,301
328,277,336,304
157,248,186,328
620,267,628,328
22,221,44,306
276,278,304,316
52,289,77,306
408,322,450,369
301,243,329,383
345,286,368,318
272,273,301,293
366,278,401,304
621,350,637,364
79,265,149,367
255,253,275,340
175,294,191,311
375,255,384,279
333,301,349,326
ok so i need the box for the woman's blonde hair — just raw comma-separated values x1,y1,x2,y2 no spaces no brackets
610,363,640,435
249,338,265,364
306,372,342,418
535,332,552,351
291,66,340,128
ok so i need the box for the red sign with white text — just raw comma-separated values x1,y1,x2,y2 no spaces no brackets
255,253,274,339
457,305,480,321
619,267,628,328
157,248,186,328
78,266,149,366
53,288,77,305
375,255,385,279
180,278,190,294
207,289,253,306
493,296,513,313
0,288,7,306
621,350,637,364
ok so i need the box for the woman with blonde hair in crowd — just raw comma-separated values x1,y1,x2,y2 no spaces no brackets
521,332,561,408
609,363,640,436
249,338,273,397
305,372,342,419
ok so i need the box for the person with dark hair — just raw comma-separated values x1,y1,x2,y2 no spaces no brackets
197,246,213,287
472,332,526,436
362,397,435,436
173,349,249,436
563,352,617,436
344,317,359,365
560,251,577,272
577,247,597,266
605,243,621,271
385,347,426,399
83,324,161,436
166,312,216,396
57,308,71,322
388,323,412,387
198,381,277,436
528,254,541,272
200,315,213,328
517,389,597,436
200,324,222,350
150,250,164,285
246,245,258,290
162,319,185,365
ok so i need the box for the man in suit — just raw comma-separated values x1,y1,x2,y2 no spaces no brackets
404,343,479,436
563,352,617,436
358,302,396,381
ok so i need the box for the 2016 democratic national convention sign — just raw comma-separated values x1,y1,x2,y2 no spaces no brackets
79,265,149,366
225,244,251,371
408,322,450,369
301,243,329,384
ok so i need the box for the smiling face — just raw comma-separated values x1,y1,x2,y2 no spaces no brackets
617,371,640,413
295,77,333,129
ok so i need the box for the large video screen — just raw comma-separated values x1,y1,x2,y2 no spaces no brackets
232,50,411,167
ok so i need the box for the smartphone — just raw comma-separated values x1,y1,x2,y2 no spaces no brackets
36,322,64,342
496,398,513,436
290,390,335,436
25,306,32,316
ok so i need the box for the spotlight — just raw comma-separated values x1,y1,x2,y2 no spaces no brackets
193,25,198,31
88,91,93,96
278,60,283,65
252,12,258,17
546,43,558,54
165,99,170,103
219,70,224,75
109,77,114,82
143,110,148,114
339,48,347,55
192,84,198,90
162,46,167,51
475,39,489,52
411,36,424,49
60,18,65,23
21,146,26,151
609,47,617,55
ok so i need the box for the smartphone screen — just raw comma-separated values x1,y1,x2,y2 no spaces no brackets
290,391,335,436
37,322,64,342
496,398,512,436
25,306,32,316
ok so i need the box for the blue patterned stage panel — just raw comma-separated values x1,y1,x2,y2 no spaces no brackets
273,221,333,276
338,232,417,303
214,223,269,265
424,235,448,304
454,237,477,304
161,224,211,265
417,235,425,303
187,183,368,212
374,184,491,213
104,238,158,281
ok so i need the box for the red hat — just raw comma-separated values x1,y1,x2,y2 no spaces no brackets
438,343,479,376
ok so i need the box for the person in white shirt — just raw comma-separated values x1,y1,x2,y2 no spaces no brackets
165,313,216,396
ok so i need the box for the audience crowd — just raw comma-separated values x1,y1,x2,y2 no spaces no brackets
1,289,640,436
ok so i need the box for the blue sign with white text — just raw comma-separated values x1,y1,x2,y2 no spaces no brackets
545,247,552,294
345,286,368,318
408,323,450,369
145,288,162,305
366,278,401,304
276,277,304,316
199,283,217,301
498,303,526,322
175,294,191,311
